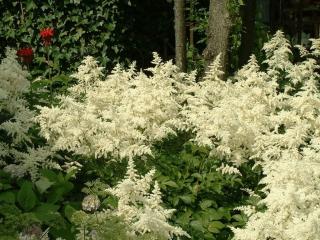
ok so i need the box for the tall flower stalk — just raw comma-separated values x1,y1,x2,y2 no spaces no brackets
40,27,54,103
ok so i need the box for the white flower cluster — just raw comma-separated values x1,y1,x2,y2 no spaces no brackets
216,163,242,176
0,48,32,145
182,53,277,166
35,31,320,239
36,53,193,160
106,159,190,239
181,31,320,239
0,48,59,180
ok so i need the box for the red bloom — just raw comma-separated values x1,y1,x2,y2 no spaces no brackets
40,27,54,46
17,47,33,64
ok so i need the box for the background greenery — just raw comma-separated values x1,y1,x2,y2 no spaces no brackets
0,0,124,77
0,0,271,239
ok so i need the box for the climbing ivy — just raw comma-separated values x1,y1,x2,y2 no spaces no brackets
0,0,125,77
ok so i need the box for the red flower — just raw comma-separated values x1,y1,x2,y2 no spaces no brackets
17,47,33,64
40,27,54,46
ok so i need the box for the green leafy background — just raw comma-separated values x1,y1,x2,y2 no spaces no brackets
0,0,124,77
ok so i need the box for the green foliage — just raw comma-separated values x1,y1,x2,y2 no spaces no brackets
0,2,268,238
0,0,124,78
186,0,208,73
140,133,263,240
0,169,80,239
66,132,262,240
70,210,170,240
71,210,128,240
17,181,37,211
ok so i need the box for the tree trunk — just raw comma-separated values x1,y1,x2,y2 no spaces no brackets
203,0,231,74
239,0,256,67
174,0,186,72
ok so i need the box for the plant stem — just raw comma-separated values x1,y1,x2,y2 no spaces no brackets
19,0,24,24
46,47,53,104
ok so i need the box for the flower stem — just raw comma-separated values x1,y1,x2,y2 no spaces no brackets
46,47,53,104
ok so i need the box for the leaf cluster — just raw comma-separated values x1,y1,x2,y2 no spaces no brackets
0,0,124,78
0,169,80,239
144,134,263,240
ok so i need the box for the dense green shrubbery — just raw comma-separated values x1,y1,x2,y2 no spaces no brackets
1,31,320,240
150,136,262,240
0,46,260,239
0,0,124,77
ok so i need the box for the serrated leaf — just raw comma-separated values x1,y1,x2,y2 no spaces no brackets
102,196,118,209
208,221,225,233
40,169,58,183
35,177,54,194
232,214,247,222
200,200,213,210
176,210,192,225
180,195,193,204
210,221,225,229
17,181,37,211
207,209,223,220
164,180,178,188
26,0,36,11
190,220,205,232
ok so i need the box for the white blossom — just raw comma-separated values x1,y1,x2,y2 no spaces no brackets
181,31,320,240
36,53,193,160
106,159,190,239
0,48,60,180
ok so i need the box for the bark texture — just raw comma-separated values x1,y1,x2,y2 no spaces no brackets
174,0,186,72
203,0,231,74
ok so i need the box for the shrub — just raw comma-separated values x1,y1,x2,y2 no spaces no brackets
182,31,320,240
0,48,59,181
34,31,320,240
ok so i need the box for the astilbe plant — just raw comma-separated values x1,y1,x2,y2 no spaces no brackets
0,48,59,181
35,31,320,239
36,53,194,239
36,53,194,160
106,159,190,239
182,31,320,240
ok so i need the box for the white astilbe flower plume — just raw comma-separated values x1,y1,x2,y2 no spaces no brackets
69,56,104,96
36,53,194,160
262,30,292,76
182,31,320,239
0,48,33,144
294,44,309,57
0,48,30,103
0,48,59,180
4,146,58,182
34,31,320,239
182,53,277,166
217,163,242,176
310,38,320,57
106,159,190,239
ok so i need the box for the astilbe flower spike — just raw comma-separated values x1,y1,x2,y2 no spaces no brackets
16,47,33,64
40,27,54,46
